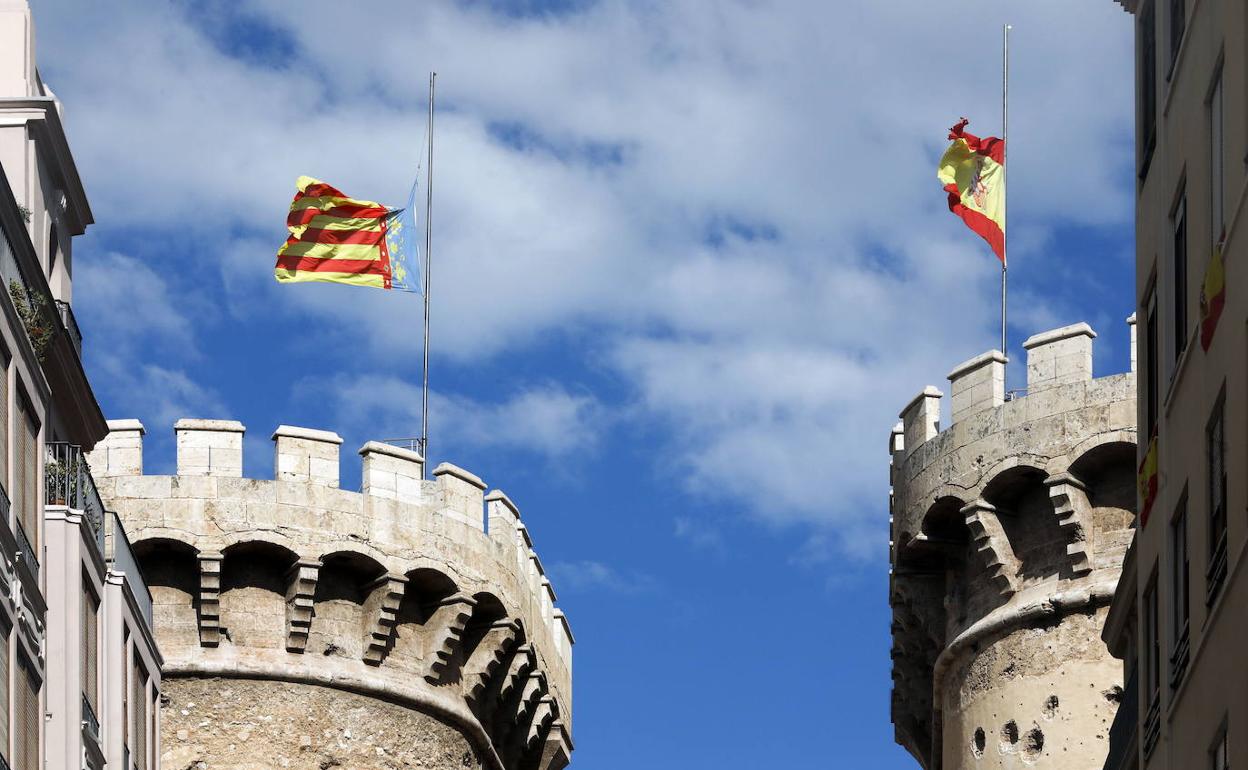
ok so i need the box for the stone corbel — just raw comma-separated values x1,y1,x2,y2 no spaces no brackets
961,500,1018,597
1046,472,1094,575
362,573,409,665
464,618,521,708
537,723,572,770
284,559,321,653
523,697,557,758
198,552,224,647
488,643,536,724
423,593,478,683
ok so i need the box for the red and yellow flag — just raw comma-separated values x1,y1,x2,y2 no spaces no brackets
938,119,1006,264
276,176,410,290
1137,432,1159,527
1199,232,1226,351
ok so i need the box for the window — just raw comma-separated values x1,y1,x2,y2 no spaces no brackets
132,656,148,770
1169,498,1189,687
0,618,10,770
1211,69,1225,242
14,656,37,770
1140,0,1158,175
1145,286,1160,436
1173,192,1188,365
13,395,37,563
0,352,8,499
1143,577,1161,755
1211,724,1228,770
122,632,129,757
1206,394,1227,604
82,582,99,721
1168,0,1185,75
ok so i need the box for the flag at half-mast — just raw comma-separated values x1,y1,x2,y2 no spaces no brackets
275,176,420,292
938,118,1006,264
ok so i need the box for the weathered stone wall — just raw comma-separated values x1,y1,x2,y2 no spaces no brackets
888,321,1137,770
162,677,485,770
90,421,574,770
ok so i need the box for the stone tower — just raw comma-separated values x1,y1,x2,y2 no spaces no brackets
888,321,1137,770
87,419,574,770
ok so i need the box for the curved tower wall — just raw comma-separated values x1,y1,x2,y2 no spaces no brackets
889,322,1137,770
88,420,574,770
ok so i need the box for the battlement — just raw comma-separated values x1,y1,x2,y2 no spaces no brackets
887,320,1137,770
88,419,574,770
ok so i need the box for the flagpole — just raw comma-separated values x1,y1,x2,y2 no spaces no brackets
1001,24,1010,362
421,72,436,477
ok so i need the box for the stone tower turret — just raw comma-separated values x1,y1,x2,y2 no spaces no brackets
889,321,1137,769
88,419,574,770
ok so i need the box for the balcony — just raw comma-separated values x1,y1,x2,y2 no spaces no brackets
1206,531,1228,606
45,441,104,553
1169,625,1190,689
54,299,82,359
1103,668,1138,770
105,511,152,627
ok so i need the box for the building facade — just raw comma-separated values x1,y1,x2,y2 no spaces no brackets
88,420,575,770
889,321,1137,769
1103,2,1248,770
1,2,162,769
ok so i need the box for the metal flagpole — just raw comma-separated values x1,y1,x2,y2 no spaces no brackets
421,72,436,477
1001,25,1010,360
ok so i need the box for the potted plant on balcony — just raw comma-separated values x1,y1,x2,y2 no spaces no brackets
8,280,54,360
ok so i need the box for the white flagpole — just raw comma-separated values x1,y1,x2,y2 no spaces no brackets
421,72,435,476
1002,25,1010,361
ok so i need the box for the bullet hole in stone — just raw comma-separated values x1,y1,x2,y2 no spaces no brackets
972,728,986,757
1024,728,1045,759
1104,685,1123,703
1043,695,1059,718
1001,720,1019,751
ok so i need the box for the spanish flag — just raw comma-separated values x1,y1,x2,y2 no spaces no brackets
938,119,1006,264
275,176,419,292
1137,432,1159,527
1199,232,1226,351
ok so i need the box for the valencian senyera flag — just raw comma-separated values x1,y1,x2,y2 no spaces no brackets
938,118,1006,264
1137,432,1159,527
275,176,420,292
1199,231,1227,351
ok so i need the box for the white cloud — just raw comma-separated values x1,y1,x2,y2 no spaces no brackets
37,0,1136,557
548,560,657,596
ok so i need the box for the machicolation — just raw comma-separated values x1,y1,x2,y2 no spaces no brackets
87,419,574,770
889,320,1138,770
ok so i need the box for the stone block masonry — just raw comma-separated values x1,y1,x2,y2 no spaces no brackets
88,420,574,770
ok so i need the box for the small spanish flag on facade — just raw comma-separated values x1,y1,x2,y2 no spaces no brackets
1137,432,1159,527
1199,232,1226,351
275,176,419,292
938,119,1006,264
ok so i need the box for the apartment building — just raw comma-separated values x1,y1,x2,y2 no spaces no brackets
1103,1,1247,769
0,1,162,769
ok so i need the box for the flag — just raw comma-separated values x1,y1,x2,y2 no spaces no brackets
938,119,1006,264
1137,432,1159,527
1199,232,1226,351
275,176,420,292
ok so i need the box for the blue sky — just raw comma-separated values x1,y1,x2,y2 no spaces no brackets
33,0,1135,766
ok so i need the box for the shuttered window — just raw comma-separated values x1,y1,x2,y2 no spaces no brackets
132,657,148,770
122,632,129,756
82,583,99,714
13,396,36,553
0,356,9,498
14,656,37,770
0,619,10,768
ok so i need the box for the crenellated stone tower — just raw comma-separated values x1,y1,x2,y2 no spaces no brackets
87,419,574,770
889,320,1137,770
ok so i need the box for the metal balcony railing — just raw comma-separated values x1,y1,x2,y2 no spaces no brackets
105,511,153,627
45,442,104,553
1103,667,1138,770
1207,530,1228,606
81,693,100,744
14,515,36,572
380,437,426,457
54,299,82,358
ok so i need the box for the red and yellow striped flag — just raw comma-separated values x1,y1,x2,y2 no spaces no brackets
938,119,1006,264
1199,232,1226,351
276,176,414,290
1137,432,1159,527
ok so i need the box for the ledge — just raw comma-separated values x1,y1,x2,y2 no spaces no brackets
106,418,145,434
358,440,424,463
947,350,1007,381
1022,322,1096,350
434,462,486,490
899,386,942,419
271,425,343,444
485,490,521,519
175,419,245,433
